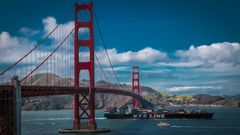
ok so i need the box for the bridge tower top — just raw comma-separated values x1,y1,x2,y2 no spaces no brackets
132,66,141,109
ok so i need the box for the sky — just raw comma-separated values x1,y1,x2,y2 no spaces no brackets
0,0,240,95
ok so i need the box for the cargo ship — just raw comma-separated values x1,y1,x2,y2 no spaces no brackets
104,106,214,119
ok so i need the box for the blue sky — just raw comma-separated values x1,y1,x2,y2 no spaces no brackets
0,0,240,95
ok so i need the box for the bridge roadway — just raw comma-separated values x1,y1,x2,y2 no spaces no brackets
0,85,154,108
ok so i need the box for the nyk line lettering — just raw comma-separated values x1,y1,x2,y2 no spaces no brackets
133,114,165,119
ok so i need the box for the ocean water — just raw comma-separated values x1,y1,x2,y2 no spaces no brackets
22,107,240,135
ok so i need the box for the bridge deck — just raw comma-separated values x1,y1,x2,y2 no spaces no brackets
0,85,130,97
0,85,154,108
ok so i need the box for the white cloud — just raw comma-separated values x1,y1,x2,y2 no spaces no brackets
175,42,240,66
141,69,169,73
19,27,40,37
42,16,89,43
0,31,36,63
104,66,130,71
80,47,168,67
43,17,58,35
96,47,168,65
167,86,222,92
153,42,240,72
156,60,203,67
42,16,74,41
0,32,20,49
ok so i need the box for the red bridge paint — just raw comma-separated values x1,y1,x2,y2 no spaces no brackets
132,66,141,109
74,3,96,129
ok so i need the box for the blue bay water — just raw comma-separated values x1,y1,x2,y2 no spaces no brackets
22,107,240,135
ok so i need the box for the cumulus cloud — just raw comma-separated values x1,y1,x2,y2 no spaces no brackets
153,42,240,73
42,16,89,42
42,16,74,41
43,17,58,34
175,42,240,66
167,86,222,92
0,32,21,49
0,31,36,63
96,47,168,65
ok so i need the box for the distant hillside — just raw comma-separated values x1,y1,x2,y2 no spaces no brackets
158,94,240,107
21,73,240,110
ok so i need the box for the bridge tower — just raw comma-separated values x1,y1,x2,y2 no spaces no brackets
74,3,96,129
132,66,141,109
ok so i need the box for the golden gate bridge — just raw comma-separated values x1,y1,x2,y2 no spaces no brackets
0,2,153,135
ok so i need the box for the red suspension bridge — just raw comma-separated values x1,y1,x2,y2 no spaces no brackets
0,2,153,135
